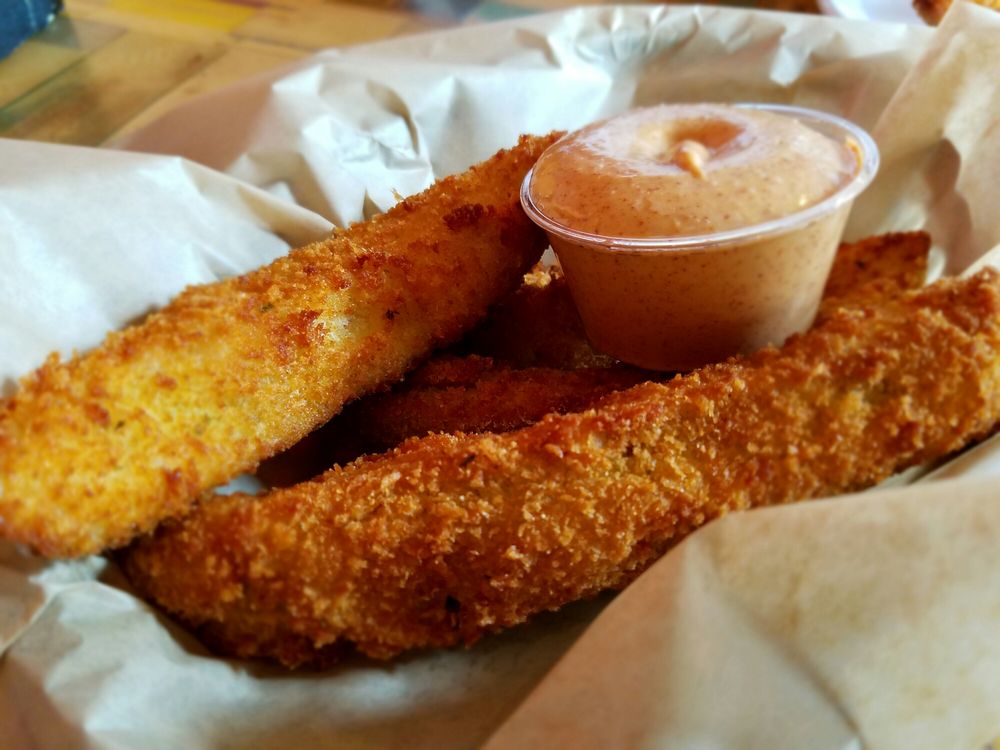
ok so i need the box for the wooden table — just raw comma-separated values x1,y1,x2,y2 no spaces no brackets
0,0,819,146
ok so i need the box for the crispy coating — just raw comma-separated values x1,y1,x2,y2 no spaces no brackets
122,269,1000,667
346,356,649,446
256,231,931,485
0,134,559,558
256,357,649,486
256,357,650,486
819,231,929,317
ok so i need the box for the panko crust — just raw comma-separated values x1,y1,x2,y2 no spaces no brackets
123,268,1000,667
341,357,651,451
0,133,560,558
819,231,929,315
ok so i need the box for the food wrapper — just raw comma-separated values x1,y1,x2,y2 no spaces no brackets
2,3,999,747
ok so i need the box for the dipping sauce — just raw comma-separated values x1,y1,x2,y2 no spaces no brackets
530,104,858,237
520,103,878,371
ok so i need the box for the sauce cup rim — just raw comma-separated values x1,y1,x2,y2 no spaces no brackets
520,102,879,253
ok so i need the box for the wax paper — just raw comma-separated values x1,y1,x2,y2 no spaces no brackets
2,4,998,749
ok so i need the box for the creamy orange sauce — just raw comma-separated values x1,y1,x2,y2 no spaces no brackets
529,104,858,238
523,104,870,371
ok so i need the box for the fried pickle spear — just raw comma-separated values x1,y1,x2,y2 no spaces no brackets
819,231,929,317
122,267,1000,667
341,356,649,450
256,357,651,485
255,231,931,485
0,134,559,558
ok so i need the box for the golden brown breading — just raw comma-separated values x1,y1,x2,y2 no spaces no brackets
348,357,650,451
256,356,650,486
0,134,560,558
819,231,929,316
122,269,1000,667
256,231,931,485
349,356,647,441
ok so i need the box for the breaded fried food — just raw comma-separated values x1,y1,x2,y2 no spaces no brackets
256,231,931,486
819,231,929,316
122,269,1000,666
256,357,650,486
0,134,559,558
346,356,649,446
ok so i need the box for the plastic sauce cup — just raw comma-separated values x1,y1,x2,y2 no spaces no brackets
520,104,879,372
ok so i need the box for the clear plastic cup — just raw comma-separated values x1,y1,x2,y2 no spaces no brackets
520,104,879,371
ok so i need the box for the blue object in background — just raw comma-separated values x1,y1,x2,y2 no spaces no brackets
0,0,63,60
